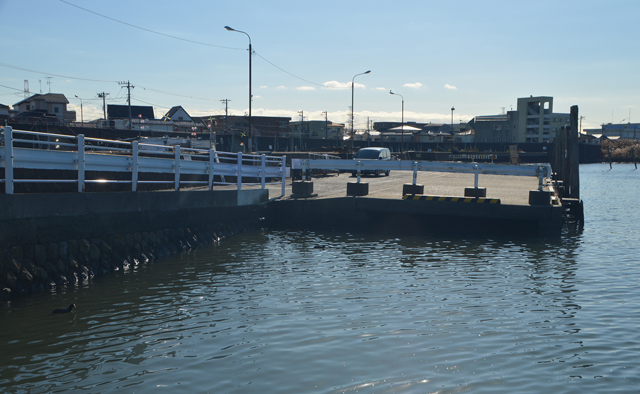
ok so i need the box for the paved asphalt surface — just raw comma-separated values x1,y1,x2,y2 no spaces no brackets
260,170,543,206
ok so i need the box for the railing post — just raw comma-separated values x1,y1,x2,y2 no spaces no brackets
237,152,243,191
208,148,215,190
174,145,180,191
474,164,479,188
281,155,286,197
77,134,85,193
261,154,266,189
356,160,361,183
538,166,544,192
131,140,138,192
4,126,13,195
412,161,418,186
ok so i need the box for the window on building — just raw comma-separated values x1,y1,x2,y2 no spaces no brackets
54,107,59,113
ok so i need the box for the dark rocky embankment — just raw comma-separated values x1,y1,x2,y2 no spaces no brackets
0,219,260,300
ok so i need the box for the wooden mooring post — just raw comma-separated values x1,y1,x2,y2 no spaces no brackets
550,105,583,226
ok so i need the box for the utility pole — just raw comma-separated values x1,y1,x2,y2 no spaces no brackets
220,99,230,133
321,111,328,140
298,110,304,150
579,115,585,135
118,81,134,130
97,92,109,121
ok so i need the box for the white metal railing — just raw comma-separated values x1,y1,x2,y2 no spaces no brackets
292,158,551,191
0,127,287,196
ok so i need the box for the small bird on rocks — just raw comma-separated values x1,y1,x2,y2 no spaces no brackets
52,304,76,314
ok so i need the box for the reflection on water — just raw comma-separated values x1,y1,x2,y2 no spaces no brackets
1,163,640,393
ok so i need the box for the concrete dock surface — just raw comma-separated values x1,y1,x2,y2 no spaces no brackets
263,170,543,206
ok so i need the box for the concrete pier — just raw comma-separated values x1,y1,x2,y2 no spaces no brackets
265,170,563,237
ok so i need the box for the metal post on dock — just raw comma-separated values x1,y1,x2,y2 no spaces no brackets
237,152,243,191
208,149,215,190
131,140,139,192
281,155,286,197
474,164,479,189
261,154,266,189
412,161,418,186
77,134,85,193
4,126,13,195
174,145,181,191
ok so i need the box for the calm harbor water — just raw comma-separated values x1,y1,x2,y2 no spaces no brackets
1,163,639,393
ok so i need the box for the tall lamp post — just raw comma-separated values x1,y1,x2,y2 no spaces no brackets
390,90,404,154
351,70,371,150
74,95,83,127
224,26,253,152
451,106,455,133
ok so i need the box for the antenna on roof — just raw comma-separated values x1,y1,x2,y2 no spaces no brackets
23,80,29,98
46,76,52,93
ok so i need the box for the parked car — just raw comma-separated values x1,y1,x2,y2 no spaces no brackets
352,147,391,176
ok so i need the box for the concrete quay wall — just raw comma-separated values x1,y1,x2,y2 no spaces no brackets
267,196,563,237
0,189,268,300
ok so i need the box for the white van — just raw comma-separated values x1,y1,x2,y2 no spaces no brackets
352,147,391,176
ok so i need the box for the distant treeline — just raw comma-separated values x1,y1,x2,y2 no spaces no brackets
601,139,640,162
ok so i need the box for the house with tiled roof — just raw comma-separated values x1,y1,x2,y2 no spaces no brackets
13,93,72,122
163,106,193,122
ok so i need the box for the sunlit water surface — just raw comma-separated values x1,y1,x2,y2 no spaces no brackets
1,163,639,393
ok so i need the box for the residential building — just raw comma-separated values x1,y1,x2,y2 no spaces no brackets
469,96,567,143
13,93,73,123
468,114,516,143
206,115,292,138
163,106,193,122
517,96,553,143
107,104,155,120
0,103,9,121
292,120,346,140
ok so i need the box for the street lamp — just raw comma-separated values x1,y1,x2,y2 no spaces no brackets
351,70,371,149
451,106,455,133
224,25,253,152
74,95,83,127
390,90,404,154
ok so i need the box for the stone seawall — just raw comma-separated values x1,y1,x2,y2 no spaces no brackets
0,220,259,300
0,189,269,300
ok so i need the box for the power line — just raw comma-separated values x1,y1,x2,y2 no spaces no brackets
0,62,116,83
137,85,217,101
254,52,323,87
59,0,244,51
58,1,325,87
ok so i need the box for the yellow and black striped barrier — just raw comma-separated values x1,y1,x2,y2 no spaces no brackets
403,195,501,204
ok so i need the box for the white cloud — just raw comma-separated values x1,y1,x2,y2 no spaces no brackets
444,84,458,90
260,85,268,89
296,86,316,91
323,81,366,90
276,85,287,90
403,82,424,89
323,81,350,90
375,87,387,91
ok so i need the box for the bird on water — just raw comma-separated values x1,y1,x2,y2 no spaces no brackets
52,304,76,314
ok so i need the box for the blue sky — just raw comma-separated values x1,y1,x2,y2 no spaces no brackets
1,0,638,130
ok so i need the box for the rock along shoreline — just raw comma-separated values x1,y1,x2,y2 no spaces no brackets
0,219,261,301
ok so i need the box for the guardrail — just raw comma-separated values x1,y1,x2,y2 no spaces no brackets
0,127,287,196
292,158,551,191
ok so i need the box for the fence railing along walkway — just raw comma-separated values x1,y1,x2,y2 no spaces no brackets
292,157,551,191
0,127,287,196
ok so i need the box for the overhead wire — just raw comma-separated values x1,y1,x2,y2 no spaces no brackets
59,0,244,51
58,0,325,87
